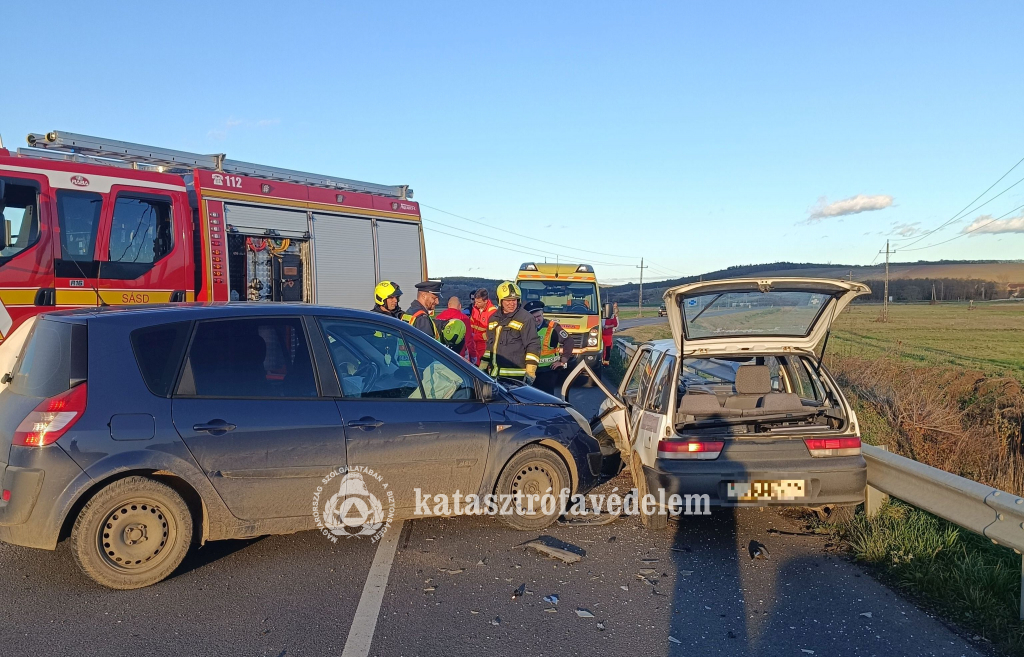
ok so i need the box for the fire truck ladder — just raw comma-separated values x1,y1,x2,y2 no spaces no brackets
19,130,412,199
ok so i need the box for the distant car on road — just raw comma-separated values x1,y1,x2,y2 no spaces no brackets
657,304,668,317
0,304,601,588
567,277,870,528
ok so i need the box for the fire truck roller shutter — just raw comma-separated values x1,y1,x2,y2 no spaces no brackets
222,203,309,238
375,220,423,307
311,213,375,309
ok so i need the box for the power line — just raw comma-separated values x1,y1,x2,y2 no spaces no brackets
421,203,640,260
894,154,1024,248
646,260,689,277
422,222,637,267
897,202,1024,253
894,172,1024,244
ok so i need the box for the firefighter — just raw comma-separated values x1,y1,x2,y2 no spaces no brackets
468,288,496,366
402,281,445,340
524,300,574,395
371,280,404,318
480,282,540,383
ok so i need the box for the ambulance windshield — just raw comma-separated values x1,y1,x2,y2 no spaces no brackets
519,281,598,315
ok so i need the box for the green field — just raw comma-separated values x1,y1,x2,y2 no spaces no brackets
831,302,1024,380
620,302,1024,380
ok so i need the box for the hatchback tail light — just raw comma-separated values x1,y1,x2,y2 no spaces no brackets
658,440,724,460
13,383,88,447
804,436,861,457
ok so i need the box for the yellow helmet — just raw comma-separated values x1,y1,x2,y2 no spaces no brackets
496,281,522,302
374,280,402,306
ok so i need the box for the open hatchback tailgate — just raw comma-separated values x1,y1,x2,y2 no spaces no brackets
664,277,870,356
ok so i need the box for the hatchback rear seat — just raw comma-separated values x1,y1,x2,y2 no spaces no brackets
723,364,806,412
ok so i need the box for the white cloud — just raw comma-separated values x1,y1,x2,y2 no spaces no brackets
805,194,894,223
962,212,1024,236
890,221,922,237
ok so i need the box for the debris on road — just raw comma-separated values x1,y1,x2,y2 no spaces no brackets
669,636,682,644
597,622,606,631
620,585,629,591
544,607,557,613
860,612,873,619
575,609,595,618
801,650,815,655
543,594,559,605
558,511,620,526
424,586,437,593
512,583,526,600
748,540,770,560
440,568,464,574
639,568,657,575
522,540,583,564
640,558,659,563
490,617,501,626
670,546,692,553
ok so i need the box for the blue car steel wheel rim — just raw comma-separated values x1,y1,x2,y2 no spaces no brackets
96,497,177,572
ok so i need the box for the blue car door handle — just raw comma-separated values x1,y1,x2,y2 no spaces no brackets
347,417,384,430
193,419,237,435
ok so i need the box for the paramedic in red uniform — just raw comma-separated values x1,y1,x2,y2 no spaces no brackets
469,288,496,366
436,296,471,360
602,306,618,364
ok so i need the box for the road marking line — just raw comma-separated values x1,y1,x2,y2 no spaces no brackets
341,520,405,657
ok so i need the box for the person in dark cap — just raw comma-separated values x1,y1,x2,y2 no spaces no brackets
524,300,575,395
402,280,446,340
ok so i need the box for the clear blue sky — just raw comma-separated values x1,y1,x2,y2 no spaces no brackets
5,1,1023,284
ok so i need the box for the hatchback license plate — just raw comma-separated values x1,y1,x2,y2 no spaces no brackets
727,480,806,501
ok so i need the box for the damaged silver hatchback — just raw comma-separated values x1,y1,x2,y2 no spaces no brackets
565,277,870,529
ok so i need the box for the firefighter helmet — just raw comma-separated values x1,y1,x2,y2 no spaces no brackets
496,281,522,302
374,281,402,306
441,319,467,348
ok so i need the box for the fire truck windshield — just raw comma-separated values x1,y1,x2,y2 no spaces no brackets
0,179,40,262
519,280,599,315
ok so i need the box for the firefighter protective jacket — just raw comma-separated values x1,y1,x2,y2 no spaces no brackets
481,305,541,378
402,299,442,340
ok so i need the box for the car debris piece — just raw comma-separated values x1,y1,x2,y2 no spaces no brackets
669,636,682,644
639,568,657,575
522,540,583,564
543,594,559,605
801,650,815,655
440,568,464,574
490,617,501,626
575,609,595,618
640,558,659,563
512,583,526,600
597,622,606,631
859,612,872,618
558,511,620,526
748,540,770,560
620,585,629,591
544,607,557,613
470,610,480,615
424,586,437,593
680,570,694,576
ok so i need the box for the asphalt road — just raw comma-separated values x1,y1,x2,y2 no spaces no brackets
0,385,984,657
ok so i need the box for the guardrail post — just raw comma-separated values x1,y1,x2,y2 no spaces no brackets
865,445,889,519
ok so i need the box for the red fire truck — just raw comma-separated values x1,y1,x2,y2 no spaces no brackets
0,130,427,343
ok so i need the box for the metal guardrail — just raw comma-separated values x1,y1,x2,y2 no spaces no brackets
613,337,1024,617
863,444,1024,619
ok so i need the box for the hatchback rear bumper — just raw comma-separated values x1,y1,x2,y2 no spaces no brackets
0,445,88,550
643,455,867,508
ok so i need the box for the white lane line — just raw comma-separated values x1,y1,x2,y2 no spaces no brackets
341,520,405,657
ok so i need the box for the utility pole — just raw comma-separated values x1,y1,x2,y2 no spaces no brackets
636,258,648,318
881,240,892,322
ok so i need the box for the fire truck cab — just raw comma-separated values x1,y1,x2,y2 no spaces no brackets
515,262,606,374
0,131,426,343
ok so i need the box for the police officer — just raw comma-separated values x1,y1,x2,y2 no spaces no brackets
524,300,574,395
402,280,446,340
480,281,541,383
371,280,404,318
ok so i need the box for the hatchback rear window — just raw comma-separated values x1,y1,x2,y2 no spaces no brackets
8,320,87,399
131,322,191,397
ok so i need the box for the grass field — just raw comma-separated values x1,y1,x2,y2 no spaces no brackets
619,301,1024,380
831,302,1024,380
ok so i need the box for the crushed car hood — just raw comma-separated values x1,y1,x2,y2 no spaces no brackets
499,379,568,405
664,277,869,355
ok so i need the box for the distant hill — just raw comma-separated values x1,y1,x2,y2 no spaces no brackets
599,260,1024,304
436,261,1024,305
